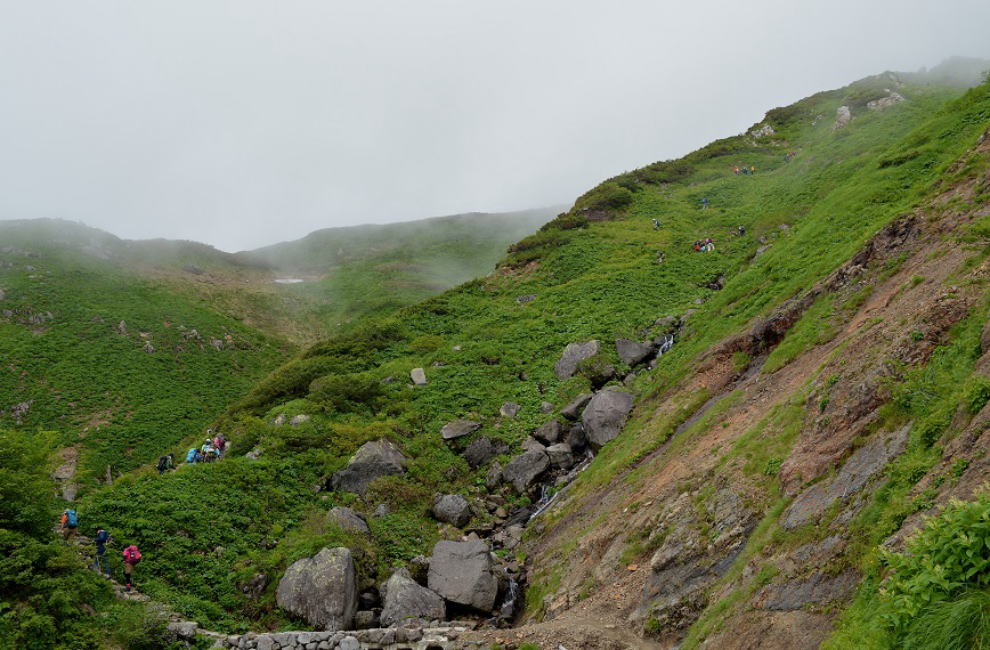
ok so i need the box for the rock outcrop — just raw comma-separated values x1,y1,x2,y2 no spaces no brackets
833,105,852,130
330,439,407,496
461,436,507,468
616,338,653,366
427,540,498,612
276,547,358,631
581,388,634,449
553,341,600,380
380,568,446,627
410,368,427,385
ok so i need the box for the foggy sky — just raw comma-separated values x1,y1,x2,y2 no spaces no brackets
1,1,988,252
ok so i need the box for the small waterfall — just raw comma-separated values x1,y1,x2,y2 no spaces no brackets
529,451,593,520
499,578,521,621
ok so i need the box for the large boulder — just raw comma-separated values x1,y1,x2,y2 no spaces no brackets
553,341,600,380
432,494,471,528
427,540,498,612
500,402,521,418
532,419,562,444
501,449,550,493
276,547,358,631
616,338,653,366
461,436,507,468
546,443,575,469
410,368,427,385
440,419,481,440
380,568,445,626
833,105,852,130
327,507,370,534
581,388,634,449
330,439,407,496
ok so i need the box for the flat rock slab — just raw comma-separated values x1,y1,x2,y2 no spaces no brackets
440,419,481,440
410,368,427,385
754,571,859,611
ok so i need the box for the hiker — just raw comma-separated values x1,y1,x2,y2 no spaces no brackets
200,439,215,462
156,453,175,474
700,197,709,210
94,527,111,577
693,241,702,252
213,433,226,458
61,508,79,541
656,251,665,264
185,447,199,464
737,225,746,236
705,239,716,252
651,218,660,230
750,166,756,175
122,544,141,592
733,165,740,175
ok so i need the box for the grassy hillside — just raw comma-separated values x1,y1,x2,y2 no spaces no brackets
72,70,990,643
237,208,558,337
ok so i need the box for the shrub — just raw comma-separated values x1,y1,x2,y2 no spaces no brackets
880,494,990,638
573,182,634,212
309,372,385,414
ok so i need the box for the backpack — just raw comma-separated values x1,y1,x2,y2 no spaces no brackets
65,509,78,528
123,546,142,564
186,448,198,463
95,530,110,545
157,456,169,471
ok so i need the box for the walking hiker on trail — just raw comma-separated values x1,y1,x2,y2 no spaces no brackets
750,166,756,175
94,527,111,577
701,197,709,210
122,544,141,592
651,218,661,230
737,225,746,236
213,432,227,458
61,508,79,541
185,447,199,464
156,453,175,474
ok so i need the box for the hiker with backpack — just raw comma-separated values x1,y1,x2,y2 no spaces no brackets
700,197,709,210
651,218,661,230
156,453,175,474
93,527,111,577
61,508,79,541
185,447,199,464
213,432,227,458
122,544,141,591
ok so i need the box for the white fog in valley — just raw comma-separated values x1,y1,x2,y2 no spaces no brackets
1,0,989,251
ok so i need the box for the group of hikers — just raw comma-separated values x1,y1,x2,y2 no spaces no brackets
60,509,142,592
693,238,716,252
733,165,757,175
160,430,228,470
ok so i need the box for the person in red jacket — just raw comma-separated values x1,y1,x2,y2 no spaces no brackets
122,544,142,591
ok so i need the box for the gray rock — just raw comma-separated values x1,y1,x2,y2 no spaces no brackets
500,402,521,418
373,504,390,518
485,461,503,490
462,436,507,468
410,368,427,385
581,388,634,449
756,571,858,611
521,437,546,453
781,426,909,530
272,413,287,426
408,555,431,585
540,401,555,414
337,637,360,650
353,610,378,629
533,419,562,444
432,494,471,528
501,449,550,493
867,92,905,111
553,340,600,380
289,414,311,426
327,507,370,534
833,105,852,130
427,540,498,612
561,393,593,420
380,568,446,626
546,443,575,469
167,621,198,639
440,419,481,440
330,439,407,496
565,422,588,451
275,547,357,631
616,338,653,366
515,294,537,303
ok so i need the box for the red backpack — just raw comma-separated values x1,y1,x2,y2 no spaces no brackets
123,545,142,564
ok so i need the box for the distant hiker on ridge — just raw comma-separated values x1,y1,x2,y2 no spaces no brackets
701,197,709,210
651,218,661,230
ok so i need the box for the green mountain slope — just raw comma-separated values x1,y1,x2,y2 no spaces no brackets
67,69,990,647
